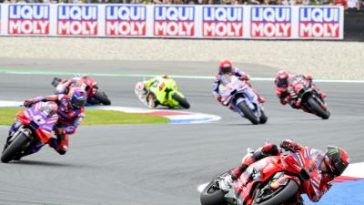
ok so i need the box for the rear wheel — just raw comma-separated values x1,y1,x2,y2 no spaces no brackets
51,77,62,87
1,132,30,163
253,180,299,205
172,93,190,109
237,102,259,125
93,91,111,105
200,181,226,205
259,110,268,124
307,97,330,119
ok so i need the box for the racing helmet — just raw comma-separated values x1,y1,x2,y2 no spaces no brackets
323,146,350,176
68,88,87,109
219,59,233,74
275,70,290,88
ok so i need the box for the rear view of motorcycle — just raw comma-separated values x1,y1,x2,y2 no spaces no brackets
2,102,58,163
219,76,267,125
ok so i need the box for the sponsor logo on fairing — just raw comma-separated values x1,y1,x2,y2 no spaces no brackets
57,5,98,36
8,5,50,35
202,6,243,38
154,6,195,37
105,5,146,36
299,7,340,38
250,7,291,38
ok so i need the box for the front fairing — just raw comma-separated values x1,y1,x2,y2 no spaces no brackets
16,103,58,143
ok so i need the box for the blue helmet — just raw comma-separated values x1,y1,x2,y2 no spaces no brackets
69,88,87,109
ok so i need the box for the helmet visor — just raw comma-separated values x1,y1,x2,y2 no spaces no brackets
221,66,232,74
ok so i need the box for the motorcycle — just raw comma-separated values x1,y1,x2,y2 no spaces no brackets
135,77,190,109
200,149,311,205
219,75,267,125
51,76,111,106
289,75,330,119
1,102,58,163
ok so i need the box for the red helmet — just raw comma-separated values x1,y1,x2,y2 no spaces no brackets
219,59,233,74
323,146,350,176
81,76,97,95
275,70,290,88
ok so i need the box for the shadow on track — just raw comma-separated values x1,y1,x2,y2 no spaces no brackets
8,159,87,168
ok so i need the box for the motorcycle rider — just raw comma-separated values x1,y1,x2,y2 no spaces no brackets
212,59,265,105
219,139,350,204
21,87,87,156
274,70,326,109
55,76,97,100
135,75,170,108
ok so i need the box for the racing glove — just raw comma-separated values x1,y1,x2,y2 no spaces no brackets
23,99,35,108
280,139,301,152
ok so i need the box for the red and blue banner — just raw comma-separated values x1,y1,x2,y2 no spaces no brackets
202,6,243,38
0,4,344,39
8,5,50,35
251,6,292,38
153,6,195,37
105,5,146,37
299,7,341,38
57,5,98,36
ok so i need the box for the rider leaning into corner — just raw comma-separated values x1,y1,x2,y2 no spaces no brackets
274,70,327,110
55,76,97,99
13,87,88,157
212,59,265,105
219,139,350,204
135,74,170,108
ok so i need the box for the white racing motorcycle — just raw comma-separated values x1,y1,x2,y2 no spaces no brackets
219,75,267,125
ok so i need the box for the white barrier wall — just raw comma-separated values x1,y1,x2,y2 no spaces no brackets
0,4,344,39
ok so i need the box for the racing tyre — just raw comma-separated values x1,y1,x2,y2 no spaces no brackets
94,91,111,105
259,110,268,124
200,181,226,205
1,132,29,163
307,97,330,120
172,93,190,109
253,180,299,205
237,102,259,125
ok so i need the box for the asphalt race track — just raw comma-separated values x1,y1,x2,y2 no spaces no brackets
0,59,363,205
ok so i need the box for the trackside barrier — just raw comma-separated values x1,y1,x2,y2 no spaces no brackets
0,4,344,39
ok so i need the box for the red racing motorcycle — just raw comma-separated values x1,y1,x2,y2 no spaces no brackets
200,149,312,205
289,75,330,119
51,76,111,106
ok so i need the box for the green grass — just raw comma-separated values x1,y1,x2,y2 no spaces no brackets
0,108,169,126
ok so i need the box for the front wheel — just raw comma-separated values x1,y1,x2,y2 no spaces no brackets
172,93,190,109
307,97,330,120
200,181,226,205
1,132,30,163
237,102,259,125
253,180,299,205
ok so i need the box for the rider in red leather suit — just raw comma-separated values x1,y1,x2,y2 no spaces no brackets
220,139,349,204
274,70,326,109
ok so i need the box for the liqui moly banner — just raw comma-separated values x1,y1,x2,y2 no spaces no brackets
299,7,342,39
57,5,98,36
105,5,146,37
202,6,243,38
251,7,291,38
0,4,344,39
153,6,195,37
8,5,50,35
